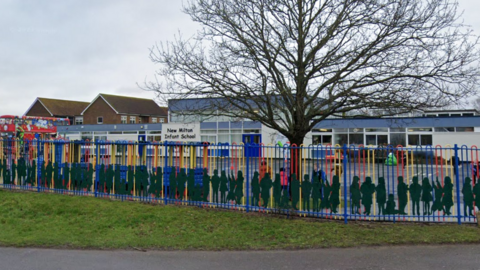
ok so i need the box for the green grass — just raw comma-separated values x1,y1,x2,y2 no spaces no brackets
0,188,479,250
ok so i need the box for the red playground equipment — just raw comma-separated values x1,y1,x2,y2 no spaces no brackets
0,115,69,140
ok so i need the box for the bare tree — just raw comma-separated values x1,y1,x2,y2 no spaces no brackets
147,0,480,147
471,96,480,112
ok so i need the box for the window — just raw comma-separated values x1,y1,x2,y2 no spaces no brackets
408,134,432,146
152,117,157,123
160,118,165,123
97,117,103,124
201,135,216,144
130,116,136,124
408,127,432,132
434,127,455,132
121,116,127,124
456,127,474,132
335,134,348,146
138,117,142,124
312,135,332,145
390,133,406,146
366,135,388,146
75,117,83,125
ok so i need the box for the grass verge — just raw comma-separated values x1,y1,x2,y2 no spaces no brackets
0,188,479,250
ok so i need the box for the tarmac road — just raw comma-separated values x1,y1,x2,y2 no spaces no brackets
1,244,479,270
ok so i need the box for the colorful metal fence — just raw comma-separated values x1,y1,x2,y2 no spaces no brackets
1,139,479,224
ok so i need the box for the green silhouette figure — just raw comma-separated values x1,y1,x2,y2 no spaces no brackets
11,159,17,185
169,168,177,199
106,165,114,194
376,177,387,215
202,168,210,202
473,179,480,212
235,170,244,205
280,188,290,209
30,160,37,186
330,176,341,213
5,169,11,185
302,174,312,212
83,165,89,190
148,169,157,196
126,165,133,195
53,162,60,189
421,177,433,215
350,176,361,214
133,166,141,196
273,173,282,208
63,163,70,190
220,170,228,203
155,167,163,197
431,178,443,214
312,174,321,212
17,157,26,186
177,168,187,200
320,180,331,211
45,161,52,188
385,194,397,215
211,169,220,203
194,183,202,202
409,176,422,215
260,172,273,208
462,177,474,216
0,158,5,184
0,158,3,182
40,162,46,187
291,173,300,210
227,171,236,202
86,163,93,192
143,167,150,197
442,176,454,215
361,177,375,215
114,165,121,194
251,171,260,206
70,163,76,190
98,164,105,193
397,176,408,215
187,169,195,201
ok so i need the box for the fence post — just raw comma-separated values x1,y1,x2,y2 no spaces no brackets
343,144,348,224
94,141,98,198
37,139,41,193
164,142,168,205
246,143,250,213
454,144,462,225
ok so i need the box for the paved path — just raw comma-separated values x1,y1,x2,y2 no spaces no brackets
1,245,479,270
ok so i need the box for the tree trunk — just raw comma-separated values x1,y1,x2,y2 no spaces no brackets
287,133,307,178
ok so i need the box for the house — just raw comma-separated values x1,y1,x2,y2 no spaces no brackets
24,97,90,125
80,93,168,125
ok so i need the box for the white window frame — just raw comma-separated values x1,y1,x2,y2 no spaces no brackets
97,116,103,124
152,117,157,123
75,117,83,125
160,118,165,123
129,116,136,124
121,116,127,124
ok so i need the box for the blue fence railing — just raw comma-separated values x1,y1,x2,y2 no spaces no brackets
0,139,479,224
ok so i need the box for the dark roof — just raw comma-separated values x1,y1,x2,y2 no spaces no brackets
37,98,89,116
93,94,167,116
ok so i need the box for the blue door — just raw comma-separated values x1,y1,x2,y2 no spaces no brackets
242,134,261,157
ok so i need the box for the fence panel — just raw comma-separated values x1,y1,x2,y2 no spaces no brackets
0,138,477,224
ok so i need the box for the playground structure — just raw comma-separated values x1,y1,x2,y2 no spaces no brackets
1,138,479,224
0,115,69,141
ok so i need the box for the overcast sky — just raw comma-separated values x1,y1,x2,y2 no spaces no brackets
1,0,479,116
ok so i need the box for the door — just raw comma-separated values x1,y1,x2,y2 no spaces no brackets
242,134,261,157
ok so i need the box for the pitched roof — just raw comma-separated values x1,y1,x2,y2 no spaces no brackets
82,94,167,116
28,98,90,116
